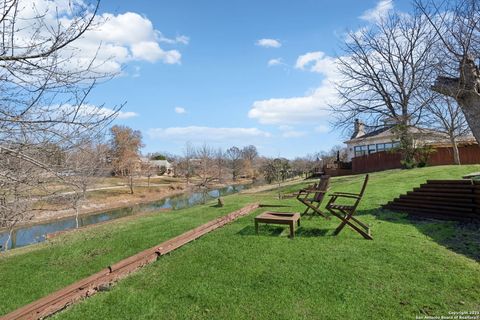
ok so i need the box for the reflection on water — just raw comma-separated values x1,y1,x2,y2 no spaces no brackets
0,184,249,251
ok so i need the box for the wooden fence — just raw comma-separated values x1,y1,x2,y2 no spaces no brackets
352,144,480,174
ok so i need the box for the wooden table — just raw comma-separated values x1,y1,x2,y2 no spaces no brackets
254,211,301,238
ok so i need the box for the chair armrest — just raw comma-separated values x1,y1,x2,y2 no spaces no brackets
332,192,360,196
328,193,360,199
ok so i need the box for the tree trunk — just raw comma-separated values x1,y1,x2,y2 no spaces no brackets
3,229,13,252
75,205,80,228
449,135,461,165
432,56,480,144
457,96,480,144
129,175,134,194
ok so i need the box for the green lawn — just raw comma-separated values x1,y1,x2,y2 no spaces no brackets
1,165,479,319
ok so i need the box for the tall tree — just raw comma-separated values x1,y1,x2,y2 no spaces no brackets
334,9,438,164
214,148,226,183
417,0,480,143
196,143,215,186
64,138,109,227
109,125,143,194
180,142,195,185
226,146,243,181
0,0,121,241
425,96,470,164
241,145,258,179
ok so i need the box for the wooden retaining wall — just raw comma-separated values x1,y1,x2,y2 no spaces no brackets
1,203,260,320
383,180,480,221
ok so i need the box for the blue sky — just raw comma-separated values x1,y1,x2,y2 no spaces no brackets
82,0,411,158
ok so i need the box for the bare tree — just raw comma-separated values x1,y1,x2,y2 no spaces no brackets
64,138,109,227
0,147,43,250
241,145,258,180
214,148,226,183
109,125,144,194
195,143,215,187
226,146,243,181
416,0,480,143
140,161,157,188
180,142,195,185
0,0,121,247
260,158,290,198
334,10,438,164
426,95,470,164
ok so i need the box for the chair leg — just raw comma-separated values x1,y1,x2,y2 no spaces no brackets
332,208,350,235
302,202,328,219
327,208,372,240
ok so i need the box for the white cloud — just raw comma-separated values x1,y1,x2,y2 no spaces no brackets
295,51,338,77
148,126,272,142
268,58,284,67
130,41,181,64
359,0,393,23
116,110,139,119
61,104,138,119
249,52,340,125
256,38,282,48
174,107,187,114
12,1,187,75
157,32,190,45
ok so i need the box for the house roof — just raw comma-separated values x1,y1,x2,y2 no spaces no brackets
344,125,459,145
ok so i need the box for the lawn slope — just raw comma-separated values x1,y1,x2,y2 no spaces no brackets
1,165,479,319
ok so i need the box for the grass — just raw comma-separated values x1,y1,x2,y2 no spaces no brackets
1,165,479,319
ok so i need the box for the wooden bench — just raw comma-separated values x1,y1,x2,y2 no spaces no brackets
254,211,301,238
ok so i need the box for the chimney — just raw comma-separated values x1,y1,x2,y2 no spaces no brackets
351,119,366,139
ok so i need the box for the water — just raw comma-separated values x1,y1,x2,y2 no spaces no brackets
0,184,250,251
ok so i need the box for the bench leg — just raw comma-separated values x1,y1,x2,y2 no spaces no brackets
289,221,295,238
255,220,259,235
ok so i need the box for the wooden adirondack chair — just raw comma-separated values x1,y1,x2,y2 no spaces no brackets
325,174,371,239
296,175,330,218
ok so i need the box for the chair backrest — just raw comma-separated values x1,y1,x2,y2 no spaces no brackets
313,175,330,202
358,174,369,197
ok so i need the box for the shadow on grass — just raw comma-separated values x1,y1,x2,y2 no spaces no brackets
296,227,329,237
370,208,480,262
237,225,329,238
259,204,293,208
238,225,284,237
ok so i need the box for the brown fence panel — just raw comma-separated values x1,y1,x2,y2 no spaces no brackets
352,145,480,174
352,151,402,174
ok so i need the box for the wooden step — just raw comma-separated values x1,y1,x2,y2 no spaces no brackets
406,191,476,198
399,194,475,203
426,180,473,185
420,183,474,189
414,187,474,194
388,200,474,213
383,206,477,221
396,197,476,208
383,205,479,220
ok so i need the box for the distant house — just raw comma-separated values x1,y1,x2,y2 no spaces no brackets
344,119,475,161
140,158,174,176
